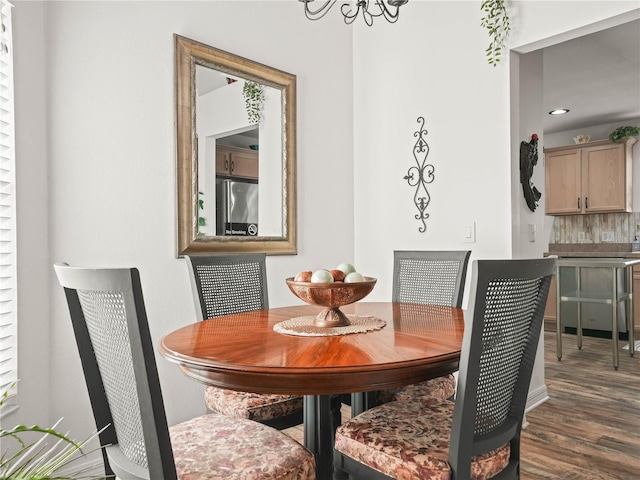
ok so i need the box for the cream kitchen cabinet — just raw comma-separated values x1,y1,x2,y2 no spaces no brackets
216,145,258,180
544,137,636,215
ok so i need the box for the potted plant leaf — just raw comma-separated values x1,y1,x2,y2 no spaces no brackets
609,125,640,143
480,0,511,67
0,385,110,479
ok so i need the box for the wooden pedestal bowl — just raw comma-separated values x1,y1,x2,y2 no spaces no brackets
285,277,377,327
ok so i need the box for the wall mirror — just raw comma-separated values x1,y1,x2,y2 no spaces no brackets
175,34,297,256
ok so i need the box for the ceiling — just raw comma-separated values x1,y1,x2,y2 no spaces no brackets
542,18,640,134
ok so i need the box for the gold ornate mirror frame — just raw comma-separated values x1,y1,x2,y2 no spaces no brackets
175,34,297,256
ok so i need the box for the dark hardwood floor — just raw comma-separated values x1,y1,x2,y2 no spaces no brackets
520,330,639,479
284,329,640,479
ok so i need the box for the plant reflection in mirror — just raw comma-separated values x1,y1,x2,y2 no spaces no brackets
243,81,266,124
198,190,205,235
0,383,111,479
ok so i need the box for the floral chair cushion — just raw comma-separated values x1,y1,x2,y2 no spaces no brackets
377,374,457,404
170,413,315,480
204,386,304,422
335,399,510,480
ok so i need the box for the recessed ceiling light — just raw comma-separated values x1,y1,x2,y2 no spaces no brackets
549,109,570,115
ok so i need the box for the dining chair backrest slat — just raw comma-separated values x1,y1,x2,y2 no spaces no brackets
449,257,556,478
392,250,471,307
55,264,177,480
185,253,268,320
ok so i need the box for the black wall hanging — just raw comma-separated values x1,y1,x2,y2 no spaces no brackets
520,133,541,212
404,117,435,233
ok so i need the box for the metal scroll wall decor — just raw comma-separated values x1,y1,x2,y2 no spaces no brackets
403,117,435,233
519,133,541,212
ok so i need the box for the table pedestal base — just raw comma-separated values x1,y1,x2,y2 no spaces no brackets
303,394,375,480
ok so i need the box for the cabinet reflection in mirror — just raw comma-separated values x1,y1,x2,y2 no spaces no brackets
175,34,297,256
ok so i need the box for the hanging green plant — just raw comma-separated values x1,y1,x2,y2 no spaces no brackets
242,81,266,124
480,0,511,67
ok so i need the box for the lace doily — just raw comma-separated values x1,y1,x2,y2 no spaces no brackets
273,314,386,337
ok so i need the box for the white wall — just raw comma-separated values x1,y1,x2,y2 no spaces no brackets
12,0,51,430
352,3,514,302
510,48,549,406
10,0,353,449
10,0,639,465
511,49,545,260
545,118,640,148
351,1,639,407
352,0,639,297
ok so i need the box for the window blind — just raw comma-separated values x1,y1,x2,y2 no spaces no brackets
0,0,16,400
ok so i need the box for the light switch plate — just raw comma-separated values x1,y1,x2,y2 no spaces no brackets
463,222,476,243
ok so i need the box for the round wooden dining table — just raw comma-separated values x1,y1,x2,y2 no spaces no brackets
159,301,464,480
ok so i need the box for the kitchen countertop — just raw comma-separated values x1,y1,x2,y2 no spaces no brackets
546,243,640,259
555,257,640,268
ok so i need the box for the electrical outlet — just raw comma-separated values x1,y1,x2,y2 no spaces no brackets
602,231,614,242
578,232,585,242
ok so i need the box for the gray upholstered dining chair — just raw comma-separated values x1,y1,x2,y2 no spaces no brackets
185,253,305,430
333,256,556,480
376,250,472,405
54,263,315,480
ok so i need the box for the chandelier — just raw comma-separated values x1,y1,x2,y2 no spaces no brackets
299,0,409,26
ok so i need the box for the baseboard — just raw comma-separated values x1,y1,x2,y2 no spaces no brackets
525,384,549,413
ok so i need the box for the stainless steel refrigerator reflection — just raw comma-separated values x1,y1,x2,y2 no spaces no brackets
216,179,259,236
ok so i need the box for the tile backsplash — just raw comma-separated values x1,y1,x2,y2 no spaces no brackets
549,212,640,244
